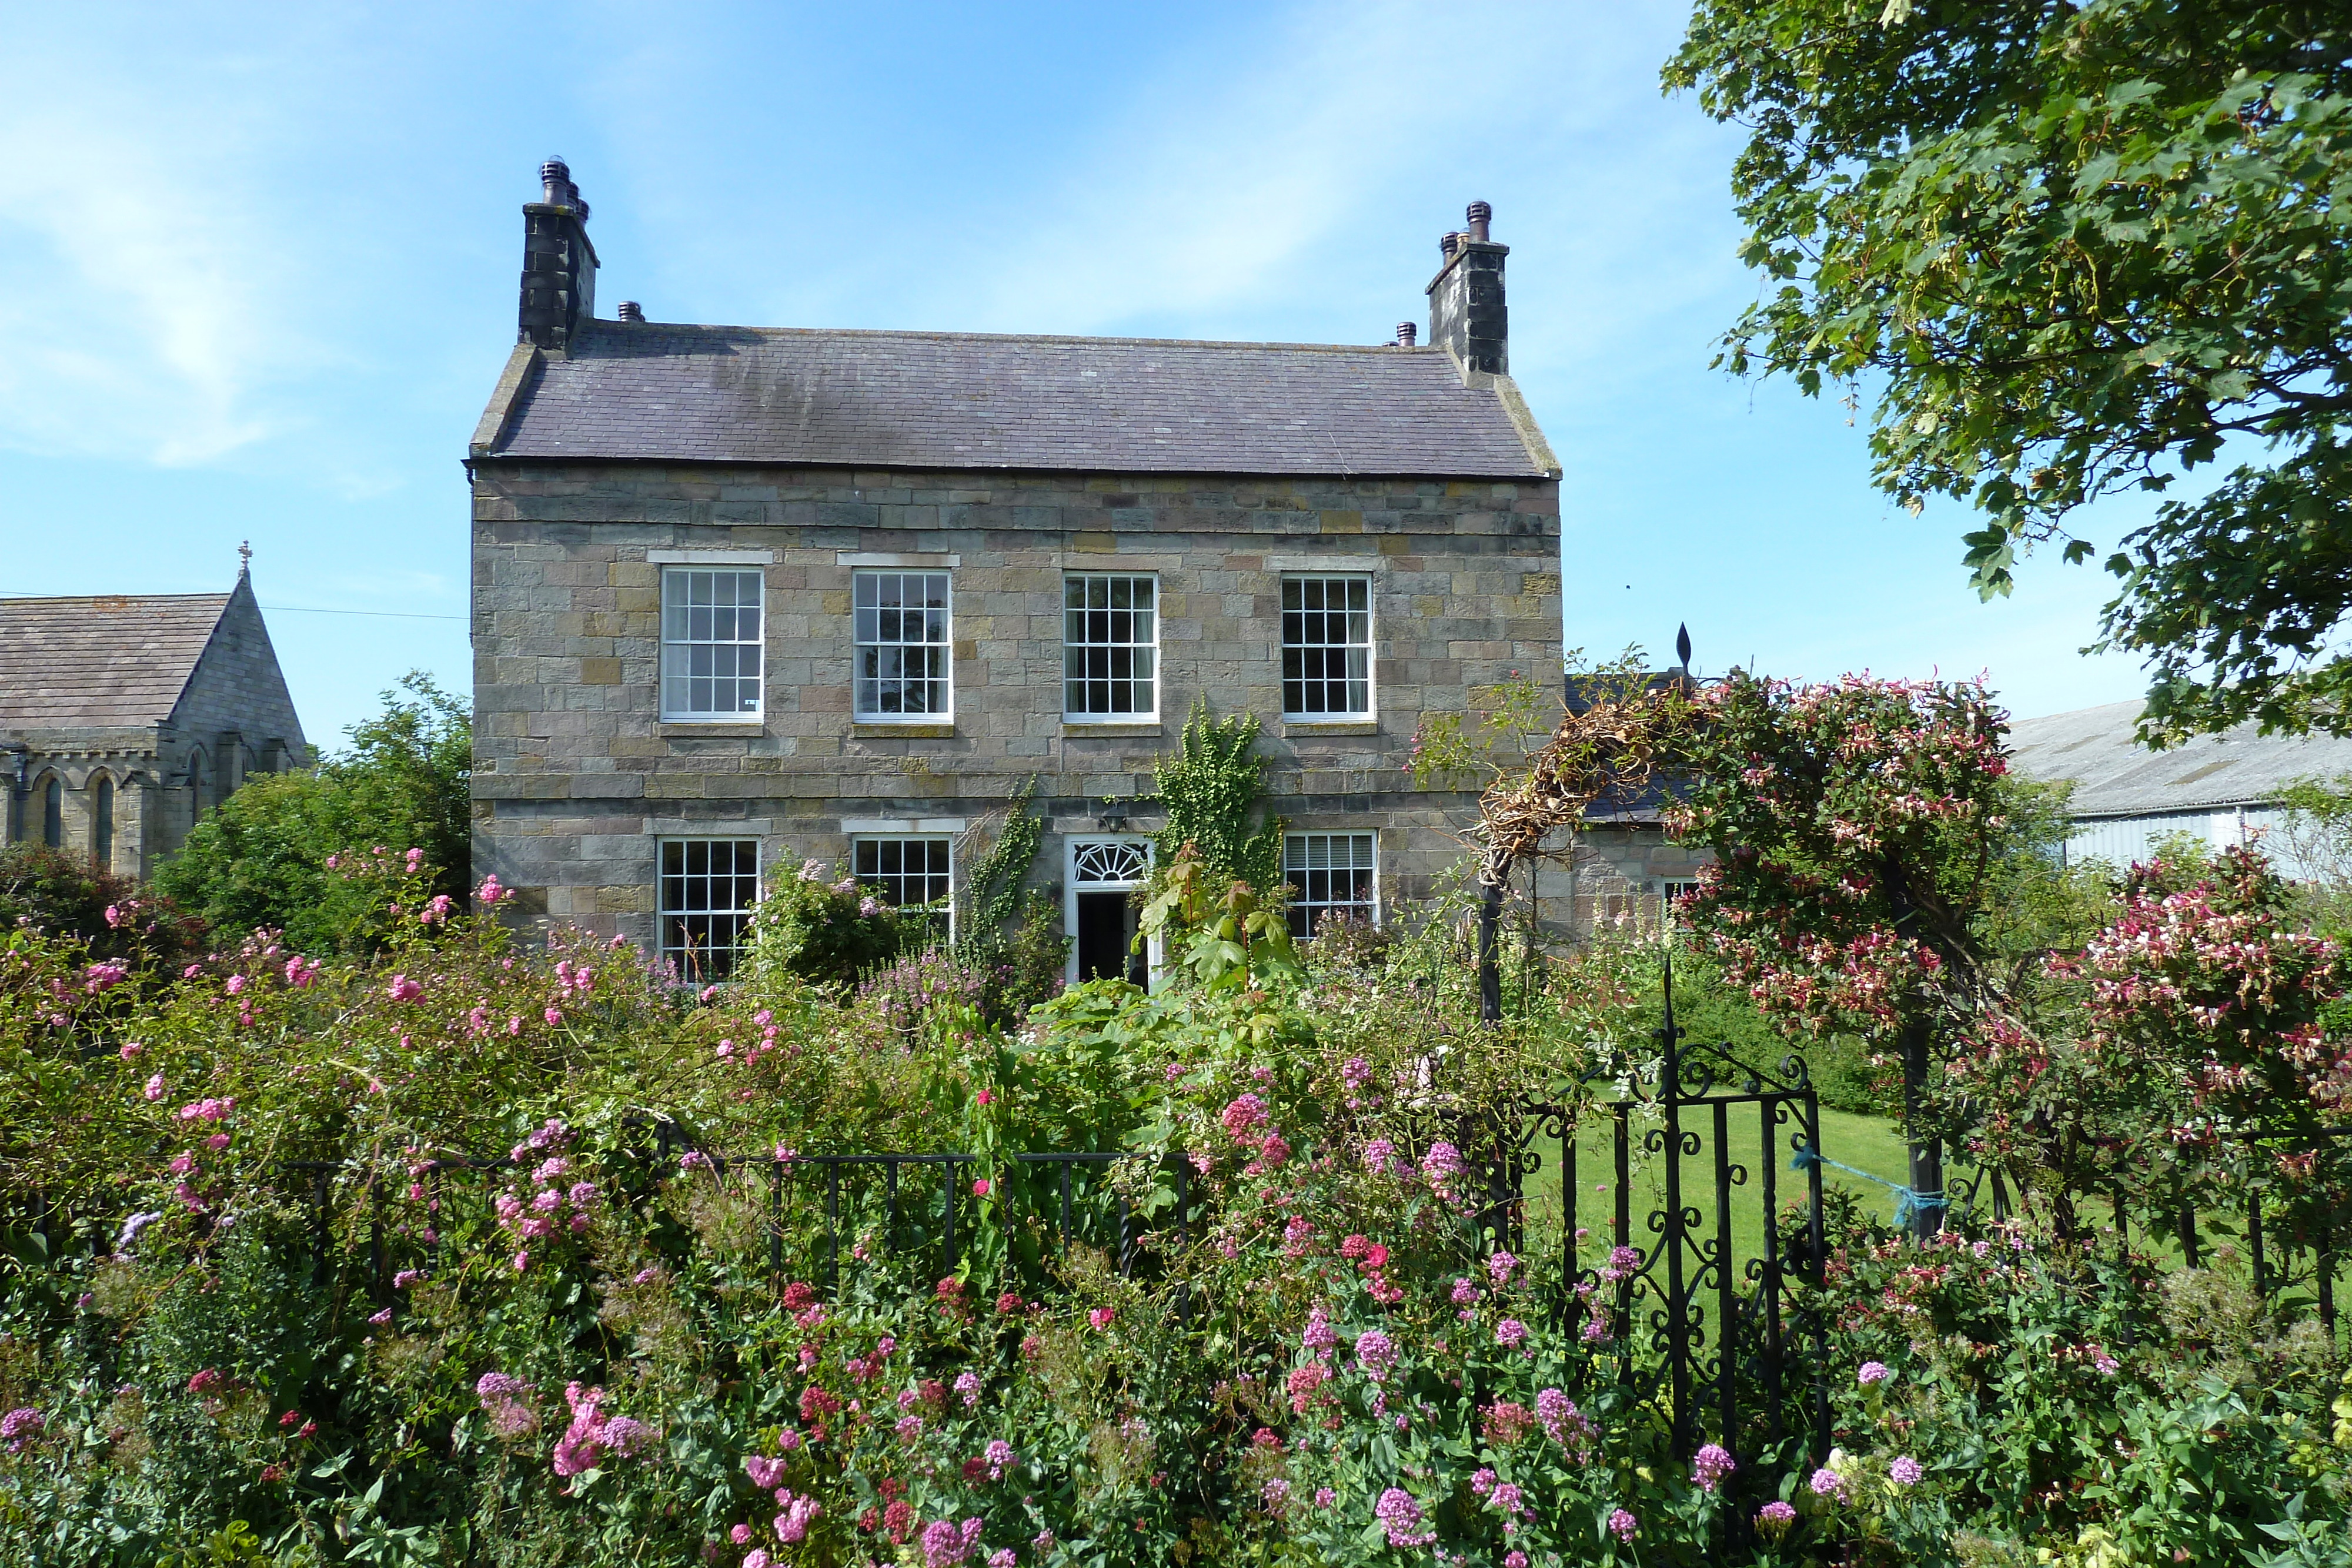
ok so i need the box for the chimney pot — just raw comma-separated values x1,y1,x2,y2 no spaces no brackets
1425,201,1509,379
1395,322,1417,347
617,300,644,322
1439,231,1460,259
519,158,597,349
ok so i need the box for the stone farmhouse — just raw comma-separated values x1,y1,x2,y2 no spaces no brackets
0,563,308,879
467,160,1564,983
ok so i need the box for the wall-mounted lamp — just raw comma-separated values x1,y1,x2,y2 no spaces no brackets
1096,797,1130,833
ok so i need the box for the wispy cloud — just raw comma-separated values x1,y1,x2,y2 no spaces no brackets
0,17,353,466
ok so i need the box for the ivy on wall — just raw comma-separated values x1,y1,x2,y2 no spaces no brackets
1151,700,1283,895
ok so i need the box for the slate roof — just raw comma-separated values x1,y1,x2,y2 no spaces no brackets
480,322,1552,478
0,592,230,728
2009,699,2352,817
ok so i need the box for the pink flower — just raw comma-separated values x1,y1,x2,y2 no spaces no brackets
955,1371,981,1407
1220,1094,1269,1141
1755,1500,1797,1537
1809,1466,1846,1502
1374,1488,1434,1549
387,974,422,1004
1487,1250,1518,1285
975,1088,993,1105
223,974,246,995
1,1407,45,1453
478,875,505,904
1353,1329,1396,1382
1302,1305,1336,1358
143,1074,165,1101
972,1178,990,1197
773,1490,820,1543
1857,1360,1891,1385
1087,1307,1117,1331
1693,1442,1735,1492
1608,1507,1638,1542
1494,1318,1528,1348
1889,1456,1924,1486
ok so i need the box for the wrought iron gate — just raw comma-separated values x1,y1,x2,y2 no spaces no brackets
1478,952,1830,1527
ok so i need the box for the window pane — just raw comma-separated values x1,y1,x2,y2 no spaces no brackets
1061,573,1160,716
662,569,764,719
851,836,954,941
1280,574,1374,717
853,571,954,718
659,838,760,981
1283,833,1378,938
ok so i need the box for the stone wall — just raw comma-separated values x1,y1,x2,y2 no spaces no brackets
469,461,1563,947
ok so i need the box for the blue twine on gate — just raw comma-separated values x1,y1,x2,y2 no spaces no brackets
1790,1145,1949,1226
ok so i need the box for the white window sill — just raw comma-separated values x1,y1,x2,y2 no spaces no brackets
661,715,764,727
1282,715,1378,726
853,715,957,727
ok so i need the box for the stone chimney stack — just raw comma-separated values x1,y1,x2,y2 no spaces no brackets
1426,199,1506,379
518,156,598,350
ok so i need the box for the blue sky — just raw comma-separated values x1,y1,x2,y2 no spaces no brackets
0,1,2160,750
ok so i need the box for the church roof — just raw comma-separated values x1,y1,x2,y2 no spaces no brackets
476,322,1555,479
2009,699,2352,817
0,591,233,728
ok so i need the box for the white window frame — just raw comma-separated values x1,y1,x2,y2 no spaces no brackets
660,567,766,721
851,834,956,940
1283,831,1379,938
1063,834,1159,986
1280,573,1375,720
1061,572,1160,721
853,570,954,722
658,837,761,982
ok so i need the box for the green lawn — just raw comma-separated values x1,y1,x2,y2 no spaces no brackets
1518,1101,1915,1278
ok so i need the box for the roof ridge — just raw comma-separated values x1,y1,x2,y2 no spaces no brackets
577,320,1448,356
0,591,234,607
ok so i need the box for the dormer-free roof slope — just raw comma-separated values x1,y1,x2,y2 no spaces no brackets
479,322,1555,479
0,592,234,728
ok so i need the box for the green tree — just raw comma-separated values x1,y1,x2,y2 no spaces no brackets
1667,2,2352,742
155,673,470,954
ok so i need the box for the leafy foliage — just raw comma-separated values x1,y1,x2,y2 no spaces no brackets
1669,672,2016,1049
1668,1,2352,740
156,674,471,954
0,844,205,968
738,855,931,990
1150,701,1283,898
2,840,2348,1564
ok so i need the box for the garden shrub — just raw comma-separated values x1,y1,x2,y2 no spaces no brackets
155,674,472,955
2,842,2347,1567
0,844,204,968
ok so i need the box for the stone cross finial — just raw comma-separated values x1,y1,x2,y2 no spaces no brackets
238,540,252,577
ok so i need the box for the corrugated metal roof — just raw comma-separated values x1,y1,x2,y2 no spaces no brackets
2008,699,2352,816
0,592,229,728
482,322,1553,478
